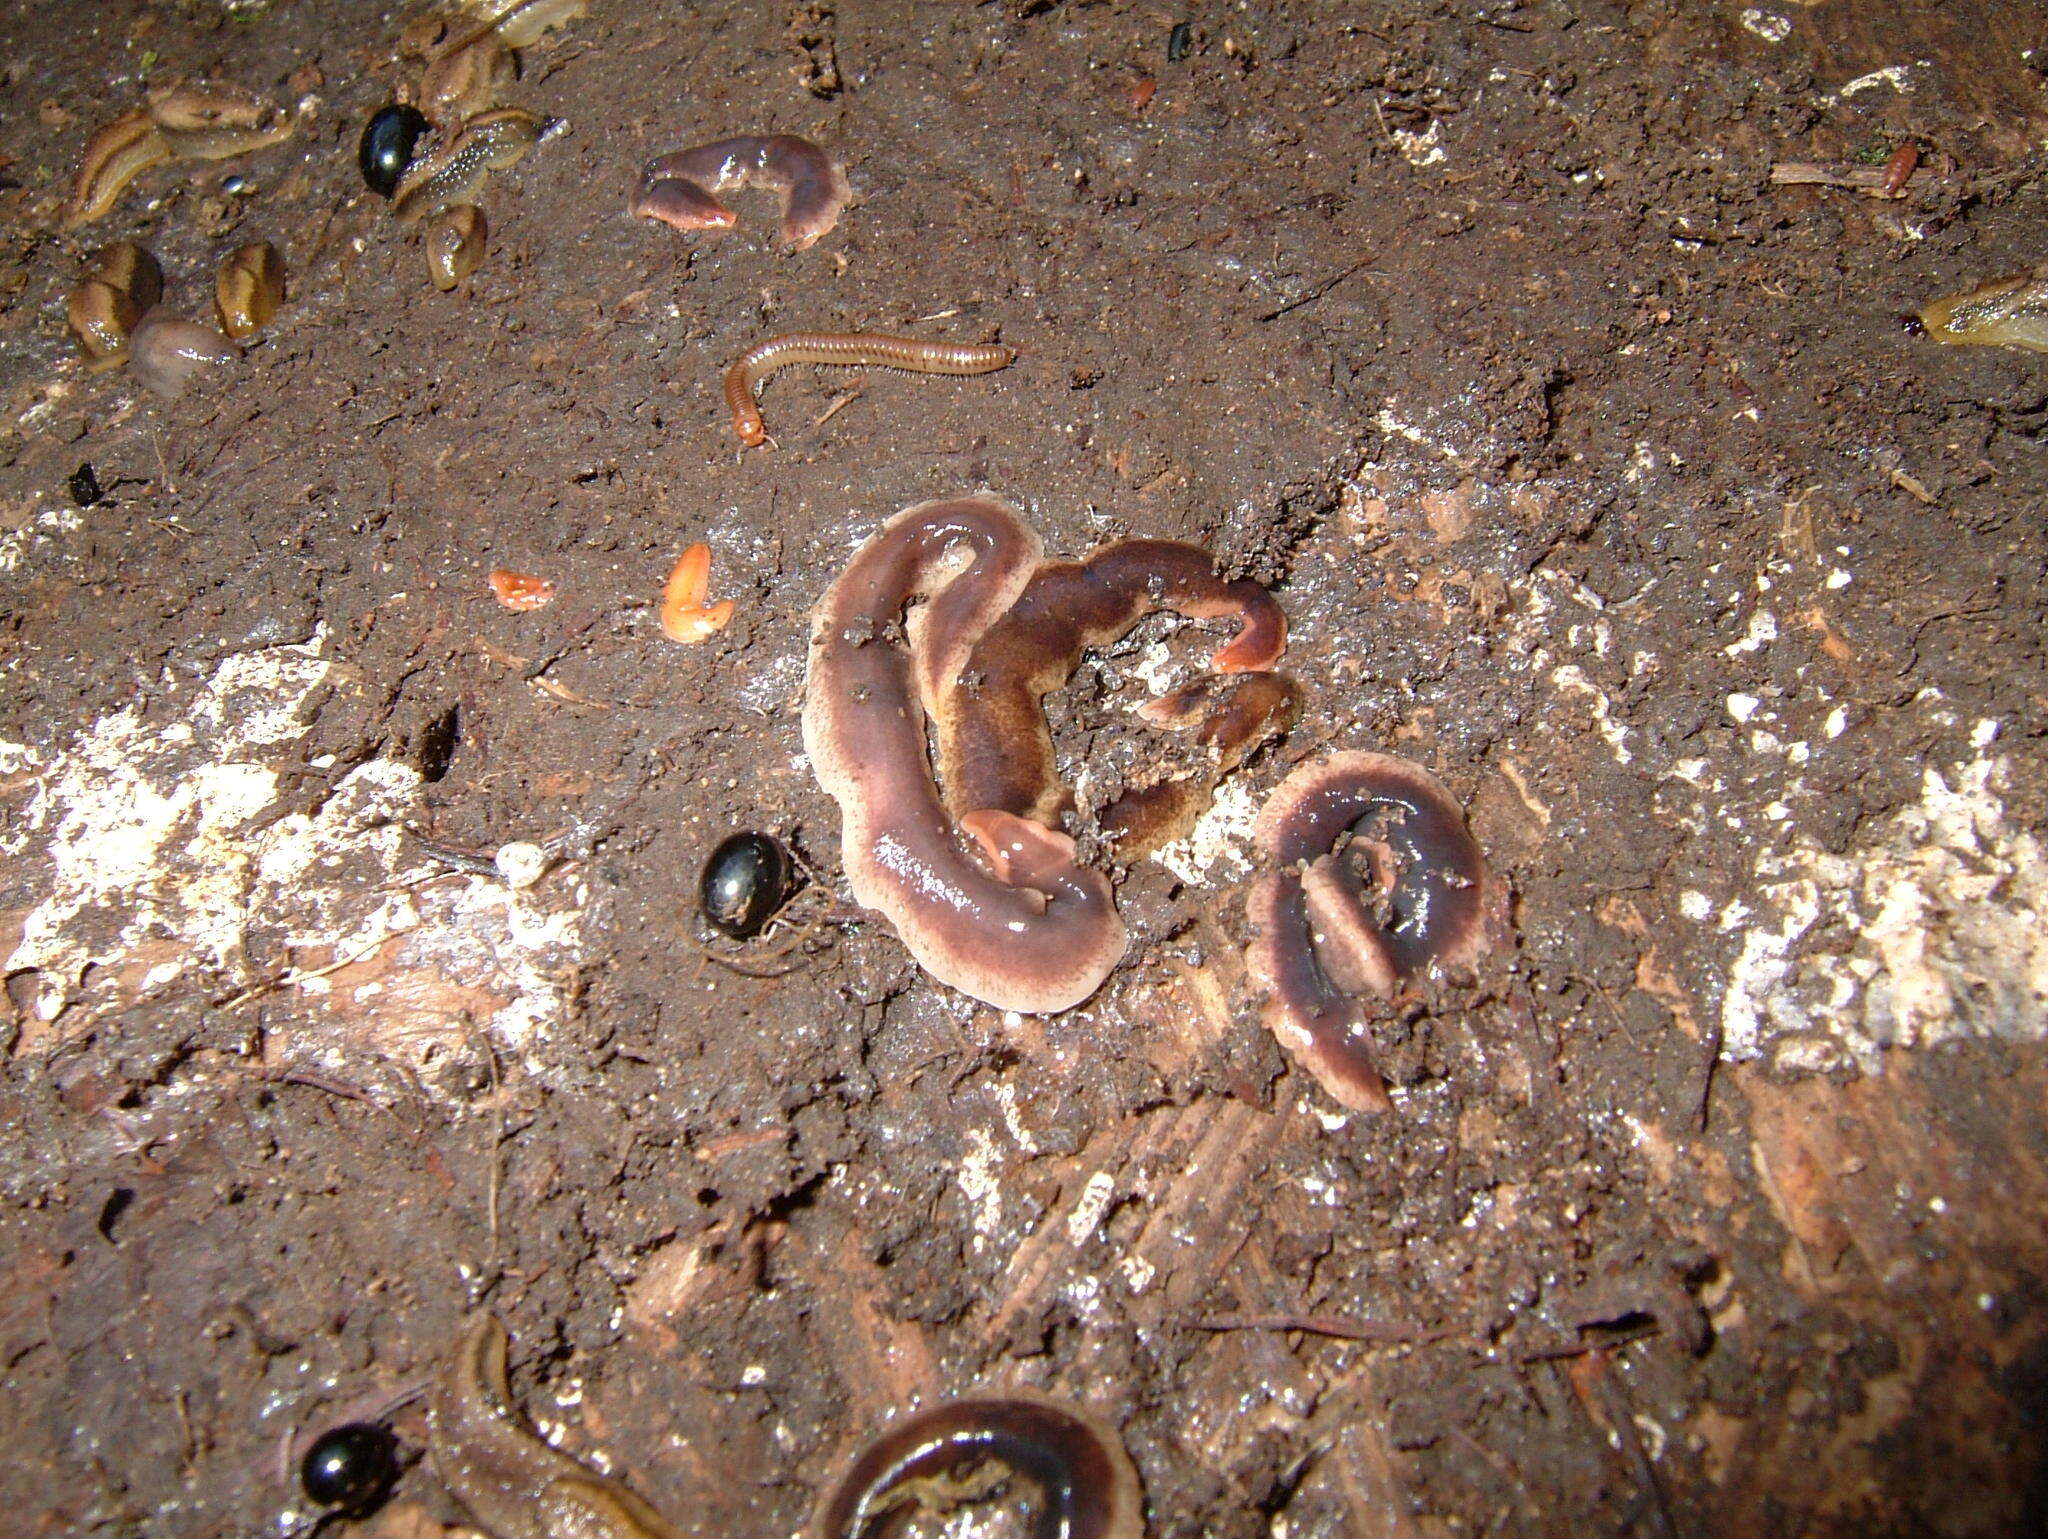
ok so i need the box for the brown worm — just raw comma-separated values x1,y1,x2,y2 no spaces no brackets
812,1394,1144,1539
802,495,1126,1014
723,332,1014,446
1245,752,1505,1113
933,539,1295,857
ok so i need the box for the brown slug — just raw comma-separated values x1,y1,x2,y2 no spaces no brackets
214,240,285,338
425,204,488,290
392,107,543,223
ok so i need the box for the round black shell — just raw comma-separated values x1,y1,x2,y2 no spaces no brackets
300,1421,399,1516
358,105,431,198
701,832,793,939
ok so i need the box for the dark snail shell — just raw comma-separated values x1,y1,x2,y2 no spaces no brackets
701,832,793,939
359,104,431,197
300,1422,399,1516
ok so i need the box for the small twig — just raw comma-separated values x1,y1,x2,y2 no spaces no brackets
1257,255,1381,322
410,835,500,877
814,390,862,429
477,1027,505,1252
1694,1016,1723,1133
1768,161,1937,195
1568,1349,1677,1539
1190,1312,1444,1344
679,907,842,979
215,929,409,1011
1516,1321,1661,1363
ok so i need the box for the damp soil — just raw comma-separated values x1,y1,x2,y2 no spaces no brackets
3,2,2047,1536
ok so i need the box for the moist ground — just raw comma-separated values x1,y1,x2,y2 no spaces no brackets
2,2,2046,1536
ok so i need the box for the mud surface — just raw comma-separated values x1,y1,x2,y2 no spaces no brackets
3,2,2046,1536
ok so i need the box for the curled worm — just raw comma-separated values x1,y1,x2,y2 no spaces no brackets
934,539,1294,858
723,332,1014,446
1246,753,1505,1113
813,1394,1144,1539
802,495,1125,1014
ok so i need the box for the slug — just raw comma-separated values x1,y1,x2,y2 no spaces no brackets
145,82,295,160
393,107,544,223
632,134,851,250
64,110,171,227
420,30,518,124
67,243,162,366
722,332,1014,446
128,315,239,400
214,241,285,338
65,86,292,226
803,495,1126,1014
431,1316,685,1539
813,1395,1144,1539
66,281,141,367
1918,272,2048,354
426,203,488,290
460,0,590,49
1245,752,1505,1113
87,240,164,311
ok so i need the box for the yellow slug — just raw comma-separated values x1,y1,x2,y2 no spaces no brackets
1919,272,2048,355
215,241,286,338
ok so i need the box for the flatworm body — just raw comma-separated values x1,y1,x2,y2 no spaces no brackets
633,134,850,249
429,1316,685,1539
933,539,1291,855
802,496,1126,1014
1246,752,1502,1112
813,1395,1144,1539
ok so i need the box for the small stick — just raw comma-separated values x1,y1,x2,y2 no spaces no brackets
1190,1312,1444,1344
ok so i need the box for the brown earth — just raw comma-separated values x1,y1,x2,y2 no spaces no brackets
2,1,2046,1536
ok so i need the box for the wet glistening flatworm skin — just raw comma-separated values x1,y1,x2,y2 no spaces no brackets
812,1395,1144,1539
1246,752,1503,1113
802,495,1126,1014
723,333,1015,447
933,538,1293,856
632,134,851,249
